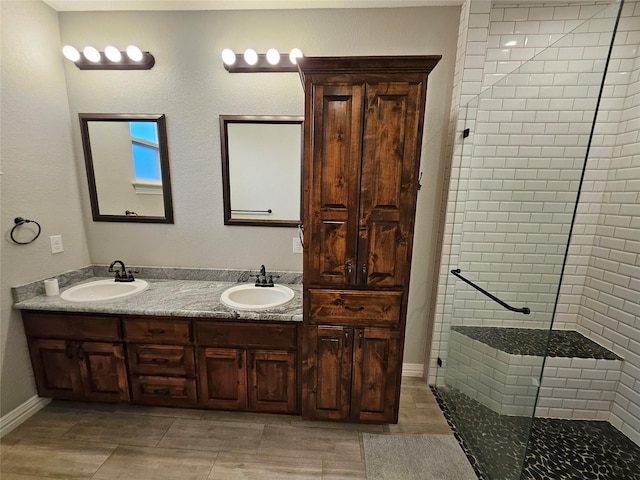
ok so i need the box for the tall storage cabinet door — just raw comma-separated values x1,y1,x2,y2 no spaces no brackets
28,339,83,400
78,342,130,402
358,82,423,288
198,347,247,410
302,325,353,421
351,327,402,423
305,84,364,287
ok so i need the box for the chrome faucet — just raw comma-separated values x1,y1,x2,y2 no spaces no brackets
108,259,136,282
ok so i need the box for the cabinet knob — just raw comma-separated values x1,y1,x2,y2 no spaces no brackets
358,330,364,349
237,351,243,369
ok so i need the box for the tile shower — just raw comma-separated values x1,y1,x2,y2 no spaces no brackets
430,0,640,478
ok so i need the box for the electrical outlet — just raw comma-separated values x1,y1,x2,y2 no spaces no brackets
49,235,64,254
292,237,303,254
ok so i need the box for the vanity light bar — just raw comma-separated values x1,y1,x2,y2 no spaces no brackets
62,45,155,70
222,48,303,73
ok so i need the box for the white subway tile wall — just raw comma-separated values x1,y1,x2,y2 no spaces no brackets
431,0,639,446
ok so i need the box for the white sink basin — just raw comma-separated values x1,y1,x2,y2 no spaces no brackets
221,284,295,311
61,279,149,302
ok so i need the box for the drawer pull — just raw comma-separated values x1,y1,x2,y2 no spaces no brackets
151,358,169,365
344,305,365,312
148,328,165,334
153,388,170,395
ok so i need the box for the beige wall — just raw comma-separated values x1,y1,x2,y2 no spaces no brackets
0,2,459,417
0,0,91,415
59,6,460,365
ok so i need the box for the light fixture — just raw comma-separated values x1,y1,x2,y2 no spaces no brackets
266,48,280,65
83,46,101,63
62,44,155,70
221,48,236,66
62,45,80,62
221,48,303,73
244,48,258,65
289,48,303,64
126,45,143,62
104,45,122,62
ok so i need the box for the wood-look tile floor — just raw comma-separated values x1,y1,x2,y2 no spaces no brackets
0,377,453,479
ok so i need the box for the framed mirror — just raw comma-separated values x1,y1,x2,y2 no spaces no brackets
79,113,174,223
220,115,303,227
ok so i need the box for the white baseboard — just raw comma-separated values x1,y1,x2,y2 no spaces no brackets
402,363,425,377
0,395,51,438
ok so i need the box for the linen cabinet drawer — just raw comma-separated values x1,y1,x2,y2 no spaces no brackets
130,375,197,407
195,322,297,349
22,311,120,341
307,289,402,327
127,344,195,376
123,317,192,344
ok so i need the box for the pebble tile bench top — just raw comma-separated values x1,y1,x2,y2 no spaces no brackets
451,326,621,360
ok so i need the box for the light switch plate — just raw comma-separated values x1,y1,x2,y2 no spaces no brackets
293,237,303,254
49,235,64,254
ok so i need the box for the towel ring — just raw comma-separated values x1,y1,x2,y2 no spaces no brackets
10,217,41,245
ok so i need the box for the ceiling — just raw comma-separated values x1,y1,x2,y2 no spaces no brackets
43,0,463,11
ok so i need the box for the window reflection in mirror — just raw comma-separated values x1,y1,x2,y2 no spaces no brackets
220,115,303,227
79,114,174,223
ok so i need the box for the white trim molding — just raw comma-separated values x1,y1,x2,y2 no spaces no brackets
0,396,51,438
402,363,425,378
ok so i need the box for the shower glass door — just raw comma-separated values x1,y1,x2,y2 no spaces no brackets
436,1,623,478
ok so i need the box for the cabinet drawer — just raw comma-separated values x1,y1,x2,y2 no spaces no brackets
22,311,120,341
196,322,296,349
308,289,402,326
123,318,192,344
130,375,197,407
127,344,195,376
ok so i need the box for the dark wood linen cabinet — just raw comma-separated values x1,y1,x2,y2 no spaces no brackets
298,56,441,423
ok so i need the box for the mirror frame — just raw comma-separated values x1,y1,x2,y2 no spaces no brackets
220,115,304,227
79,113,174,223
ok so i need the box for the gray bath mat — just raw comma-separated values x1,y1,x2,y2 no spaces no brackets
363,433,476,480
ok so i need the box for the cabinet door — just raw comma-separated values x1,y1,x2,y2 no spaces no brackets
77,342,130,402
351,327,402,423
302,326,353,421
27,339,83,400
358,82,423,288
198,347,247,410
305,84,363,287
248,350,296,414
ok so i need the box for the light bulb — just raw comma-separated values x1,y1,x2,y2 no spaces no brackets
244,48,258,66
126,45,143,62
221,49,236,66
62,45,80,62
83,46,101,63
104,45,122,62
266,48,280,65
289,48,303,64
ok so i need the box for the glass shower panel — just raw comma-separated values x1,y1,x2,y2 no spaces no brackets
436,2,623,478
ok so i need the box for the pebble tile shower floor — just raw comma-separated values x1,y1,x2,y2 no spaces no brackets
434,387,640,480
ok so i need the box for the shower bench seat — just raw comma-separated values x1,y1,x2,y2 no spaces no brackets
446,326,622,419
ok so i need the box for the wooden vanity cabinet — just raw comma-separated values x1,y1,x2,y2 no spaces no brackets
196,321,297,414
22,311,129,402
123,316,197,407
298,56,440,423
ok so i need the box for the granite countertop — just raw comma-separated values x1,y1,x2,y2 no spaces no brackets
13,277,303,323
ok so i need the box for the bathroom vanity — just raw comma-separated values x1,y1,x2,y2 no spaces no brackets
16,277,302,415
